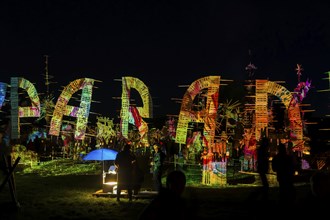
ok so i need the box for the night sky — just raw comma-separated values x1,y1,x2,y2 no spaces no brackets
1,0,330,121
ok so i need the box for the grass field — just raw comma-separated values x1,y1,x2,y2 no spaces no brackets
0,159,326,220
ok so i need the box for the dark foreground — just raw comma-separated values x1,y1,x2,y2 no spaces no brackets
0,172,328,220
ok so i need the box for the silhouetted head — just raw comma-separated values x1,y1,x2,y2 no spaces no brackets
166,170,186,196
258,137,269,150
278,143,287,155
123,143,131,152
261,136,269,145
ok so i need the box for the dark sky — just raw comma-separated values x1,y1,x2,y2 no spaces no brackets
1,0,330,120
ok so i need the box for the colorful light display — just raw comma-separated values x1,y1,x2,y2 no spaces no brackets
0,75,310,157
175,76,220,153
49,78,94,140
255,80,303,143
10,77,41,139
121,77,153,146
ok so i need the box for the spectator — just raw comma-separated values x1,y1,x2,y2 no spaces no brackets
256,136,270,200
151,143,166,192
272,143,296,204
114,143,136,202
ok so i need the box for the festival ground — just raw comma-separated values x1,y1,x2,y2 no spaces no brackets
1,165,326,220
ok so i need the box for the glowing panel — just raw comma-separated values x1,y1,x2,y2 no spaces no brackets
10,77,41,139
49,78,94,140
175,76,220,152
255,80,268,140
121,77,152,145
18,78,41,117
255,80,303,142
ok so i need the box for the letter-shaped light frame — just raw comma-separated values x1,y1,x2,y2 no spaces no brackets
175,76,220,152
49,78,94,140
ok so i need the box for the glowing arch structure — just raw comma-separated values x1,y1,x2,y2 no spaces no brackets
255,80,303,142
10,77,41,139
49,78,94,140
121,77,153,145
175,76,220,151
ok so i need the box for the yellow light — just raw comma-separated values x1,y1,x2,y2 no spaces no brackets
104,181,117,186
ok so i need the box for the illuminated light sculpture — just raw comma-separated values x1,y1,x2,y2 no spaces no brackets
49,78,94,140
10,77,41,139
96,116,116,146
255,80,269,141
121,77,152,146
175,76,220,153
216,99,240,156
290,79,312,153
255,80,303,144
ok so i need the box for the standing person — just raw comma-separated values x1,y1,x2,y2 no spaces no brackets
151,143,165,192
114,143,136,202
256,136,270,200
272,142,296,204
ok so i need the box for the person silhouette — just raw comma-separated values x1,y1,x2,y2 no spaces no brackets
138,170,187,220
151,143,166,192
256,136,270,200
114,143,136,202
272,142,296,204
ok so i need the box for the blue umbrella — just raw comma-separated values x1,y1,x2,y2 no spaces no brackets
83,148,118,161
83,148,118,184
